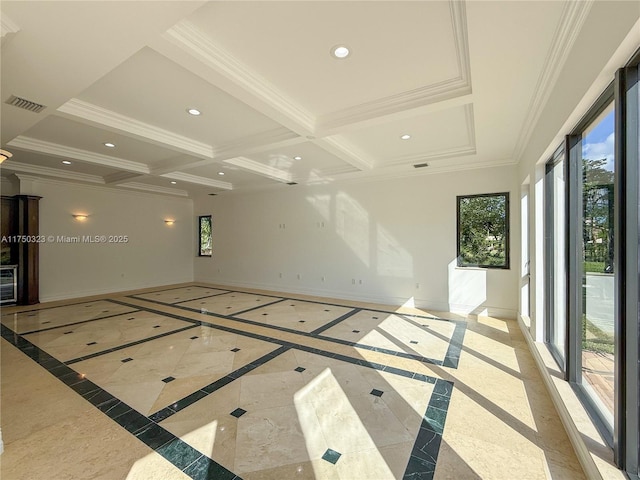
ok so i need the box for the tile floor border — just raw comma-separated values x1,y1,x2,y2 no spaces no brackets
1,323,240,480
18,306,142,335
65,324,200,365
1,299,454,480
126,291,467,368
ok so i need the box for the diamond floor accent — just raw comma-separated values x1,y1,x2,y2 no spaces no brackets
322,448,342,464
230,407,247,418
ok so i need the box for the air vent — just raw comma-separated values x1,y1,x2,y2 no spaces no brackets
5,95,46,113
413,162,429,169
286,182,298,186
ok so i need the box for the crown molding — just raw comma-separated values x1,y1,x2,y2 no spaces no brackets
7,136,150,174
224,157,292,183
328,157,517,188
386,145,477,168
317,1,472,132
142,127,303,176
104,171,145,185
512,0,594,163
164,20,316,134
314,136,375,171
12,174,42,183
160,172,232,190
56,98,214,159
118,182,189,197
316,164,360,178
383,103,476,167
4,167,192,201
1,13,19,39
213,127,302,160
0,160,105,184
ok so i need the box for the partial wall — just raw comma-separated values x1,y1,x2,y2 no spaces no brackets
195,166,519,318
21,178,194,302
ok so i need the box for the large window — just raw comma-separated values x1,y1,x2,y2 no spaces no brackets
579,102,616,425
198,215,212,257
545,147,567,367
543,49,640,477
456,192,509,269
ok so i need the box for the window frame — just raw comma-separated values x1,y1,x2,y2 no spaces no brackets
614,51,640,476
566,84,616,443
198,215,212,257
456,192,510,270
542,48,640,477
544,145,568,372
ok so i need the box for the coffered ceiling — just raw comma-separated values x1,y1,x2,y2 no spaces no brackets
0,1,591,197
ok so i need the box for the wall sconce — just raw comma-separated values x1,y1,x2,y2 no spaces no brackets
0,149,13,164
73,214,88,221
164,219,175,226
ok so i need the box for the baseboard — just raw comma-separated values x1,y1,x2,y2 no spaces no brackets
39,277,194,303
194,277,517,318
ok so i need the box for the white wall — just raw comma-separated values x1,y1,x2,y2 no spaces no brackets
22,178,194,302
195,166,519,318
1,175,19,196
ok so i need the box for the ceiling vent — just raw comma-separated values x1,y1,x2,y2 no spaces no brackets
413,162,429,169
5,95,46,113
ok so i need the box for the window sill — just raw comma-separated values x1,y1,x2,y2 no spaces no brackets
518,315,627,480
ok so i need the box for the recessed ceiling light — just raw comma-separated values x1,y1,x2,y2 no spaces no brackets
293,156,302,161
187,108,201,116
62,160,72,165
331,45,350,59
170,181,177,185
400,134,411,140
104,142,116,148
218,172,225,176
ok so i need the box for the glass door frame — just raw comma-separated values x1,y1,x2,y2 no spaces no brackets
544,145,568,372
566,84,615,442
614,53,639,476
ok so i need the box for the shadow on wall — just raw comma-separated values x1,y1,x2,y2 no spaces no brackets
306,190,490,314
308,191,414,278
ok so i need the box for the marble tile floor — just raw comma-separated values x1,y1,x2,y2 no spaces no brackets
0,283,586,479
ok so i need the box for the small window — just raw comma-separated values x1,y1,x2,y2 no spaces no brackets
198,215,212,257
456,192,509,269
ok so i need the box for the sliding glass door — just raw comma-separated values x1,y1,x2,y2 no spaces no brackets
545,50,640,476
579,103,616,427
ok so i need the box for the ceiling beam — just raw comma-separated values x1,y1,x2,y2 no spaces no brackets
0,160,105,184
7,136,150,173
224,157,292,183
148,21,316,137
160,172,232,190
56,99,213,159
104,171,146,185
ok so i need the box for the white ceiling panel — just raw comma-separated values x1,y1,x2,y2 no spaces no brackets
339,104,475,167
183,162,285,189
241,142,358,181
18,115,185,167
1,150,119,178
187,1,461,116
76,47,286,146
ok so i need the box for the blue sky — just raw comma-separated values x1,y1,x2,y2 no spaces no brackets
582,109,615,171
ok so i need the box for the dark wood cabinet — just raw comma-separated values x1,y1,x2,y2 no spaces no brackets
1,195,40,305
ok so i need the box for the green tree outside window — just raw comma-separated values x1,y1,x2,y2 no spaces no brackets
457,193,509,268
199,215,212,257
